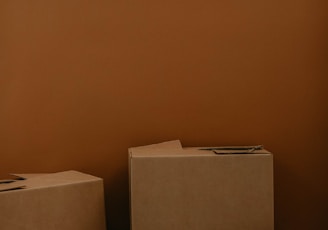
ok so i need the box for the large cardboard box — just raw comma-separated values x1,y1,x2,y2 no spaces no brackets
129,140,273,230
0,170,107,230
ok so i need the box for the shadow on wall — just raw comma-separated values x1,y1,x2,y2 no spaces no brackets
273,148,328,230
105,169,130,230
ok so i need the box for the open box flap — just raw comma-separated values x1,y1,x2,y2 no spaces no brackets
130,140,182,151
0,171,100,193
10,173,49,180
129,140,183,156
0,180,26,192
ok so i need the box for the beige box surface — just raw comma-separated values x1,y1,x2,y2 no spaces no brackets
0,170,107,230
129,140,273,230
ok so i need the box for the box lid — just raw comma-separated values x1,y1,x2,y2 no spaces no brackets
129,140,271,158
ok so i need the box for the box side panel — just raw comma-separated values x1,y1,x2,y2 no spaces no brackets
129,151,133,230
0,180,107,230
130,155,273,230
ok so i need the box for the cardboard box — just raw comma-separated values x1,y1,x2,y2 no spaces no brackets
0,170,107,230
129,140,273,230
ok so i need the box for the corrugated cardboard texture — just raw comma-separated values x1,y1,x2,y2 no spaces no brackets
129,143,273,230
0,171,107,230
1,1,327,229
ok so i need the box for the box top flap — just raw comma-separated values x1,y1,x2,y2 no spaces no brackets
130,141,271,157
129,140,182,155
10,173,49,179
0,170,101,193
0,181,26,192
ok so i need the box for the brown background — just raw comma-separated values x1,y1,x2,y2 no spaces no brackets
0,1,327,229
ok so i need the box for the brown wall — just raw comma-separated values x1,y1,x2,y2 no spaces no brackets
1,1,327,229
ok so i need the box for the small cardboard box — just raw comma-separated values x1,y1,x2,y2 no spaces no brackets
129,140,273,230
0,170,107,230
